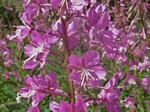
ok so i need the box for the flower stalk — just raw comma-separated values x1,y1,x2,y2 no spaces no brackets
59,3,75,105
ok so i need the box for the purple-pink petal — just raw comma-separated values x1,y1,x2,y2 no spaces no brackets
69,36,78,49
49,102,60,112
91,66,106,80
105,103,120,112
28,106,40,112
59,100,72,112
87,8,98,27
32,92,46,107
47,72,57,84
75,96,86,112
84,50,99,67
69,70,81,84
31,30,44,46
19,88,30,98
98,12,109,30
50,0,61,9
69,55,82,69
24,75,32,86
24,44,35,57
102,30,113,44
22,60,38,69
105,74,119,88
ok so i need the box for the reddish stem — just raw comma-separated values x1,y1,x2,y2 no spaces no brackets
59,2,75,107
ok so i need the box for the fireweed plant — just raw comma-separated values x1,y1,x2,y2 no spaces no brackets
0,0,150,112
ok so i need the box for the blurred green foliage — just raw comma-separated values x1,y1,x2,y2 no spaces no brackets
0,0,27,112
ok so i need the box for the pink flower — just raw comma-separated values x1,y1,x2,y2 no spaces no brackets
16,72,59,108
52,19,78,48
69,50,106,88
125,74,136,85
98,74,120,112
86,5,114,45
138,56,150,72
140,77,150,92
23,0,49,16
7,25,29,42
23,30,50,69
121,97,135,109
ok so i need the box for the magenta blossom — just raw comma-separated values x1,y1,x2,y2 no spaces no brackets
98,87,120,112
23,30,50,69
7,25,29,42
121,96,135,109
125,74,136,85
69,50,106,88
138,56,150,72
50,95,86,112
20,11,32,26
86,5,114,45
52,19,78,49
98,74,120,112
140,77,150,92
23,0,49,16
103,45,119,59
16,72,59,108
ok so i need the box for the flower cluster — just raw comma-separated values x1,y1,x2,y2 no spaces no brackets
0,39,21,81
1,0,150,112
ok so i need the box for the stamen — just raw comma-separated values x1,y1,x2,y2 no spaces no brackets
78,68,95,87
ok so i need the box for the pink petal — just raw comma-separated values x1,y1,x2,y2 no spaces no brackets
84,50,99,67
50,0,61,9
